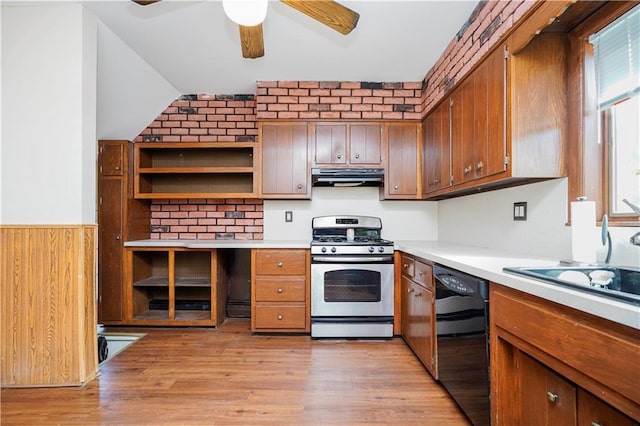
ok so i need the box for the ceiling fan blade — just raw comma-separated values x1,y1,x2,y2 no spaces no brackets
132,0,161,5
281,0,359,35
239,24,265,59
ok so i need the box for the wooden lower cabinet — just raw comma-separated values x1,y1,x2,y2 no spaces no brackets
491,284,639,425
124,247,226,326
399,253,437,377
251,249,310,333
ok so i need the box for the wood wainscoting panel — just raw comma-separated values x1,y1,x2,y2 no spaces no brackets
1,225,98,387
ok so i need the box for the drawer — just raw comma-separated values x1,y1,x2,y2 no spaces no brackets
255,249,307,275
401,255,415,278
254,305,306,329
414,260,433,288
255,277,306,302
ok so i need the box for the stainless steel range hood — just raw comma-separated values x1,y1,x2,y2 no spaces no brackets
311,168,384,187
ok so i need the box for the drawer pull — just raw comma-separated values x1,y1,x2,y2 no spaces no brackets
407,288,414,293
403,263,409,268
277,315,283,320
277,262,284,267
418,271,423,276
277,288,283,293
546,392,558,403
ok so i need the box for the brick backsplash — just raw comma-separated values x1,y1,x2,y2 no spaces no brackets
149,199,263,240
255,81,422,121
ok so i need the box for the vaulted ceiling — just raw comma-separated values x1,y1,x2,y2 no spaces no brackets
83,0,480,94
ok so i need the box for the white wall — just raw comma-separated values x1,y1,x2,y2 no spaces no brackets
438,178,640,266
1,3,97,224
96,20,180,140
264,186,438,242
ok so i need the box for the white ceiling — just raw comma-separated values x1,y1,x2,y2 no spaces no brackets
83,0,480,95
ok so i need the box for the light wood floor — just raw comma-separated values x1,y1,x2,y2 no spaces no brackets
1,319,470,425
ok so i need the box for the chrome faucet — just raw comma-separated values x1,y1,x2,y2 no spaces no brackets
601,214,612,264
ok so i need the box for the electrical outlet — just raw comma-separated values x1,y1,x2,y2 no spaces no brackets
285,211,293,222
513,202,527,221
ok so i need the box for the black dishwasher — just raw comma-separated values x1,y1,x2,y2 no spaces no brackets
433,264,490,426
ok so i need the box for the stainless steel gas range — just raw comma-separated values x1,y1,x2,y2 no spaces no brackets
310,215,394,338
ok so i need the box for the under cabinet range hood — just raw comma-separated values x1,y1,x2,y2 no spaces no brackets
311,168,384,187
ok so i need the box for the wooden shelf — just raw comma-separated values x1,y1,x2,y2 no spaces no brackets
134,142,258,199
133,276,168,287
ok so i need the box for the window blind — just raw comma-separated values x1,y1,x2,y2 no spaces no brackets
589,5,640,110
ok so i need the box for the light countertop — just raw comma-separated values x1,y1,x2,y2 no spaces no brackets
124,238,639,330
395,240,639,330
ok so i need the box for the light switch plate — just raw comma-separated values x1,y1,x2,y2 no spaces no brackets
285,211,293,222
513,202,527,221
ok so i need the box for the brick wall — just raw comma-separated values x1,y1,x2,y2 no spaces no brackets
149,199,263,240
255,81,422,121
134,94,264,240
133,94,258,143
420,0,537,115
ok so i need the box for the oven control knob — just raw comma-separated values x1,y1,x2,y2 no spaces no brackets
321,247,327,253
369,246,375,253
331,247,337,253
378,246,385,253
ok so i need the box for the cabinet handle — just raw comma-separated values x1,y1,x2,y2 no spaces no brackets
336,154,343,160
277,262,284,267
590,423,602,426
464,166,472,174
394,185,399,190
403,263,409,269
546,392,559,403
354,153,360,159
415,292,422,297
297,184,302,189
418,271,423,276
434,178,440,184
407,288,414,293
476,161,484,171
115,235,121,240
277,315,283,320
277,288,283,293
115,166,120,170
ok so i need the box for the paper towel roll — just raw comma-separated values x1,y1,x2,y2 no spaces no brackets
571,200,597,264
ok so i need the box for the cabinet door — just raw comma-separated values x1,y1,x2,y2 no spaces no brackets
520,352,577,425
261,123,309,197
401,276,420,353
422,105,450,194
314,123,347,165
485,45,507,178
98,178,124,321
577,389,638,426
385,123,419,198
99,142,125,176
451,77,476,185
350,123,382,165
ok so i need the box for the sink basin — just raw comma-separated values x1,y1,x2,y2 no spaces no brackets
503,265,640,306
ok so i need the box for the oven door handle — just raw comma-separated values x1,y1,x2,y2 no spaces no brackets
312,255,394,263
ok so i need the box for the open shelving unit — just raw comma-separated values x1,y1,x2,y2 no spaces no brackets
134,142,258,199
125,247,227,326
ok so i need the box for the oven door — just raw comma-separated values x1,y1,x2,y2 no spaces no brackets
311,258,394,317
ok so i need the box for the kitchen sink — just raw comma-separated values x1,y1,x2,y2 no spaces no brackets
503,265,640,306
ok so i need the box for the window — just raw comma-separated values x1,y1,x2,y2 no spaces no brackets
590,6,640,217
568,1,640,226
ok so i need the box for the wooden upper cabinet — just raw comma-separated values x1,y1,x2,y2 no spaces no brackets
422,32,566,200
349,123,382,165
384,122,420,199
313,123,347,165
312,122,383,167
422,100,451,195
259,122,310,199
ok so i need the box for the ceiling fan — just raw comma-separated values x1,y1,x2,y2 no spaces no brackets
132,0,360,59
